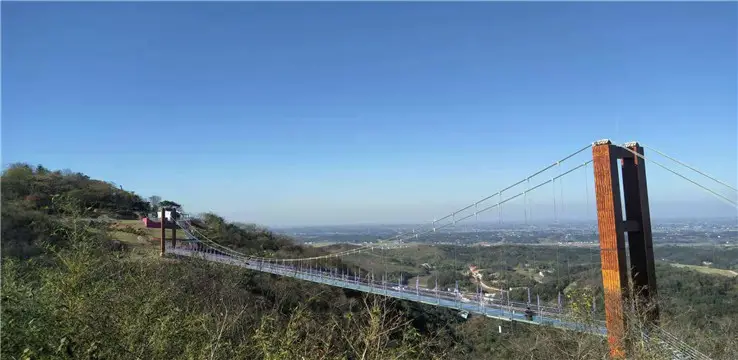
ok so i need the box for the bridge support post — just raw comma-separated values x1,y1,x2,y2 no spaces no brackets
171,221,177,249
160,207,167,257
592,140,659,359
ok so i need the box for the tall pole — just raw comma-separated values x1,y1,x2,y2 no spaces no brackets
592,140,658,359
455,280,459,309
171,210,177,249
159,207,167,256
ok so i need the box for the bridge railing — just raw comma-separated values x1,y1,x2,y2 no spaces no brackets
165,240,607,332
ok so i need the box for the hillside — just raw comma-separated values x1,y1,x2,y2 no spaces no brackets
2,163,152,258
2,164,736,359
0,164,459,359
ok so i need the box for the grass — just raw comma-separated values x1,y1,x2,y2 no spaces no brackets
113,219,185,240
315,242,360,250
341,252,421,275
669,263,738,277
109,219,191,259
406,275,432,287
309,242,336,247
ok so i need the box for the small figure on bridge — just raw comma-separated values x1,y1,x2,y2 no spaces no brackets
524,307,535,321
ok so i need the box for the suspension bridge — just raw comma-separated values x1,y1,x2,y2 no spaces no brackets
156,140,735,360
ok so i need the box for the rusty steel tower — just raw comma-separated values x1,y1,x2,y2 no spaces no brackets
592,140,659,358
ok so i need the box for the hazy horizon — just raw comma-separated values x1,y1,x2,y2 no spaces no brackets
270,214,738,231
229,200,737,229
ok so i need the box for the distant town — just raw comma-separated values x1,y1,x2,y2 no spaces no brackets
276,218,738,247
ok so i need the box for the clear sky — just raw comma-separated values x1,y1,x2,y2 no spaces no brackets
3,2,737,226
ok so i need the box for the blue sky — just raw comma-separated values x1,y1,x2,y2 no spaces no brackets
3,2,736,226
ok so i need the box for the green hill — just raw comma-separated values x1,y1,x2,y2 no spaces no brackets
0,164,456,359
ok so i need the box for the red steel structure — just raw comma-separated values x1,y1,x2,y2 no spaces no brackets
592,140,659,358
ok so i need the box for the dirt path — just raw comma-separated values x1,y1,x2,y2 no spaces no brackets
471,277,503,292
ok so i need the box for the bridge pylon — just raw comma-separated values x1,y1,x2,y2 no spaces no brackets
592,140,659,358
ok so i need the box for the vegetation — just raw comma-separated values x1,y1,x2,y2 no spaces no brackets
336,243,738,358
1,165,450,359
2,163,150,219
2,163,736,359
656,245,738,270
1,163,150,258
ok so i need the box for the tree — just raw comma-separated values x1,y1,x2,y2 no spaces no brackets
159,200,181,210
148,195,161,207
148,195,162,213
2,163,150,220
